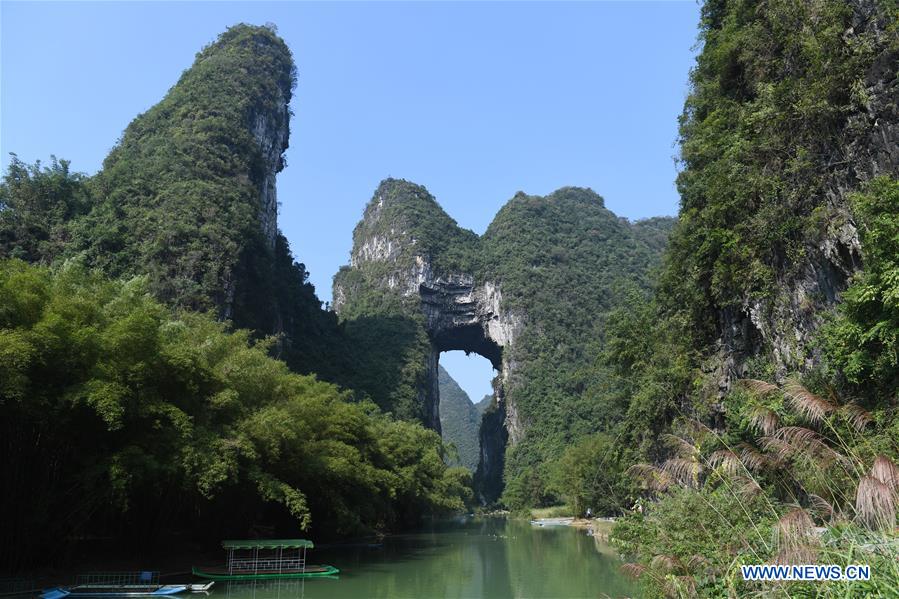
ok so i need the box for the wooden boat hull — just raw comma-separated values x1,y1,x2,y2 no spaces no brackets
191,566,339,581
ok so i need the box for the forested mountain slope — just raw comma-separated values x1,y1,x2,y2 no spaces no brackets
0,24,345,381
665,0,899,386
437,365,483,472
334,179,676,503
600,1,899,595
0,24,471,571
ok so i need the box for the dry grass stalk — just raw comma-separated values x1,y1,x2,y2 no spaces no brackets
686,554,708,570
855,475,896,531
663,575,696,598
806,493,834,519
870,455,899,491
759,435,796,461
709,449,742,476
738,443,774,472
771,426,844,467
773,507,818,564
774,425,820,447
650,554,682,573
733,475,763,499
740,378,779,395
747,405,780,436
627,463,674,492
841,403,873,432
620,562,646,580
662,433,699,459
662,457,702,488
784,380,835,424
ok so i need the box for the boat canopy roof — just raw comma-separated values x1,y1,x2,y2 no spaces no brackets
222,539,313,550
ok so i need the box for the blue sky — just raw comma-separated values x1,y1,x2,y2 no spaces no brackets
2,1,700,401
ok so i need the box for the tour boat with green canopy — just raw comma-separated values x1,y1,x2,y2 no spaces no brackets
191,540,339,580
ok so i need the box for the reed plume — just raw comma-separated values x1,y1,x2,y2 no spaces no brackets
773,507,818,564
627,463,674,492
841,402,873,432
856,473,897,531
783,379,835,424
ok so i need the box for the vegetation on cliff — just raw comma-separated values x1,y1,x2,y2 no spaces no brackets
0,24,471,570
3,3,896,591
334,178,676,506
0,25,347,382
76,24,295,319
590,0,899,595
482,189,675,507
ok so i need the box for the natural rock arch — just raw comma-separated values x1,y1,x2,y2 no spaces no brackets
419,274,520,503
333,178,674,505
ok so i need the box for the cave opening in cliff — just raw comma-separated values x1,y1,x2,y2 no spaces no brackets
437,350,497,476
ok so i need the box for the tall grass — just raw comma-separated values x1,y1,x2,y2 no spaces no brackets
614,380,899,598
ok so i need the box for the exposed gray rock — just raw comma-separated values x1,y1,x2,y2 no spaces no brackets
715,1,899,389
336,229,524,474
250,87,289,250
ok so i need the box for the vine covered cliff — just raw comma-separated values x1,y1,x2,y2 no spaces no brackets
334,178,675,502
80,24,294,319
664,0,898,387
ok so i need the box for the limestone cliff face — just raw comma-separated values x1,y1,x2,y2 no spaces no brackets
333,180,525,488
251,90,290,252
711,1,898,389
333,179,673,502
84,24,295,325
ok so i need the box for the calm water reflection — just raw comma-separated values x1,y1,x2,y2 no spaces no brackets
213,517,635,599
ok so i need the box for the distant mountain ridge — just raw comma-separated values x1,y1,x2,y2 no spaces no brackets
437,365,484,473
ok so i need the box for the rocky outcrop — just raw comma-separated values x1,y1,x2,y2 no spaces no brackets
714,1,899,388
333,181,524,501
82,24,295,326
251,92,290,250
333,179,673,503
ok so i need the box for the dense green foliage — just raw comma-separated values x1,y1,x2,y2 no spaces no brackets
0,25,346,384
572,0,899,483
77,24,294,316
0,25,475,572
0,259,470,571
547,433,634,518
4,3,896,588
0,155,92,263
483,189,676,507
437,365,484,472
664,0,895,346
334,179,676,506
589,1,899,595
822,177,899,396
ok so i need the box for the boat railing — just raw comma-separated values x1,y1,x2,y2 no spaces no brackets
0,578,36,596
75,572,160,587
228,558,306,572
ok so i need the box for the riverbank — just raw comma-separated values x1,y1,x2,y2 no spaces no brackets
527,511,618,539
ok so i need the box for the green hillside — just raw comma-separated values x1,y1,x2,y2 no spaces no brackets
437,365,483,472
0,24,471,570
596,1,899,595
334,179,676,505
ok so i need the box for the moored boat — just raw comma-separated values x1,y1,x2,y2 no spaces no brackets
192,539,339,580
39,573,206,599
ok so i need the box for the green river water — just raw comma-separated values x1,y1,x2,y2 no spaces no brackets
205,517,636,599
